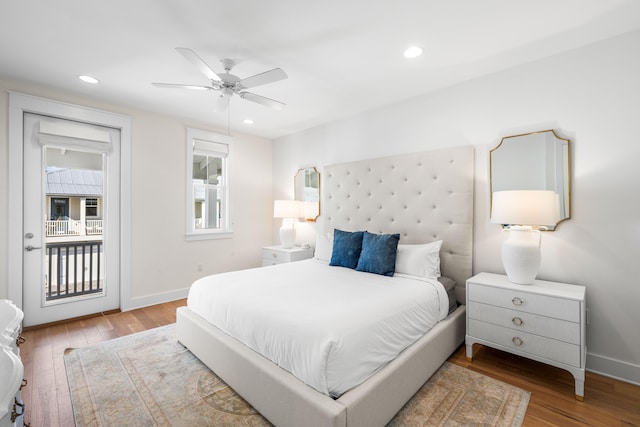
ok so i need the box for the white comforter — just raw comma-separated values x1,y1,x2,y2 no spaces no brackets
187,259,448,397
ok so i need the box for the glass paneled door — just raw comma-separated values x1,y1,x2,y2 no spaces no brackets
22,113,121,326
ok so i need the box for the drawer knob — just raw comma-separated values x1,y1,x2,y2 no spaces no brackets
272,253,277,258
512,316,524,326
511,296,524,306
512,336,524,346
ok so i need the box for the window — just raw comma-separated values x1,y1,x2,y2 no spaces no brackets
51,198,69,220
85,198,98,217
186,128,232,240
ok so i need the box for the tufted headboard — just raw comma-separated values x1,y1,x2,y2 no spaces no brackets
322,145,474,303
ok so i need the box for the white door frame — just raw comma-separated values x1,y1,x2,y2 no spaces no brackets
8,92,132,317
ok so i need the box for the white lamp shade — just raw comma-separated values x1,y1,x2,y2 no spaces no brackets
273,200,303,219
492,190,559,226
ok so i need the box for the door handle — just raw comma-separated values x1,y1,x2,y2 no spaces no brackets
25,245,42,251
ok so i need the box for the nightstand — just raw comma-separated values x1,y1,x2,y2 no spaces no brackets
262,245,314,266
465,272,586,400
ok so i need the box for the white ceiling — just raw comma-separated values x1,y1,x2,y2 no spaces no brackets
2,1,640,139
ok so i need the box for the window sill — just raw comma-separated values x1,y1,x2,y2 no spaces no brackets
185,231,233,241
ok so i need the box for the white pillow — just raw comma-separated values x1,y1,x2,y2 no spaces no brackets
314,233,333,262
394,240,442,278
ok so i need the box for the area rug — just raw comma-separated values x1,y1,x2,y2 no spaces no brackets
64,324,530,426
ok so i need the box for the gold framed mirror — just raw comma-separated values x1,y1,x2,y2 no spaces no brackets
490,130,570,230
294,167,320,221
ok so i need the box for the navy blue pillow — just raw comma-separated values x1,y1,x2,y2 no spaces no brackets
356,231,400,276
329,229,364,269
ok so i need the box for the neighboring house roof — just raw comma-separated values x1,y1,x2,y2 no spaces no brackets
46,169,103,197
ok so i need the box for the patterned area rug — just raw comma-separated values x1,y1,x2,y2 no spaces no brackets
64,325,529,426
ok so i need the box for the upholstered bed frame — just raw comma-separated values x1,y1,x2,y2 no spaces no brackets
177,145,474,426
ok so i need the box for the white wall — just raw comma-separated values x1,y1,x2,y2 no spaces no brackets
0,77,273,309
273,30,640,384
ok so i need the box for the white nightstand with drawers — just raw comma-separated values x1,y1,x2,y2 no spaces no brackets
262,245,314,266
465,272,586,400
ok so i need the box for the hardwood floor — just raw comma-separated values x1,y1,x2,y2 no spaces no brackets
19,299,640,426
19,299,185,427
451,345,640,427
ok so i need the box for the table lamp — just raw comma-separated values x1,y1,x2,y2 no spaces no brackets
273,200,303,248
491,190,559,284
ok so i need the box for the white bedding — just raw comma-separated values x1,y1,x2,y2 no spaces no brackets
187,258,448,398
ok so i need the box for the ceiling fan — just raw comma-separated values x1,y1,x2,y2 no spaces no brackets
152,47,287,112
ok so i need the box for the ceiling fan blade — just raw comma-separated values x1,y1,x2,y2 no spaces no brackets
176,47,221,82
152,82,214,91
239,68,287,89
239,92,286,110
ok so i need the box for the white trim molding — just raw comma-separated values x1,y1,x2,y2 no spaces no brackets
587,351,640,387
8,92,132,317
185,127,234,240
122,287,190,312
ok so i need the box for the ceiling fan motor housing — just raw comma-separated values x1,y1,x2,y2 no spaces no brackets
220,58,235,72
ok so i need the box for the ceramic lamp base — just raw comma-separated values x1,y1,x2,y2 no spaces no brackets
502,226,541,285
279,220,296,248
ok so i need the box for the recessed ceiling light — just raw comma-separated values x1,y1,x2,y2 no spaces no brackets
78,75,100,84
243,118,254,125
403,46,423,59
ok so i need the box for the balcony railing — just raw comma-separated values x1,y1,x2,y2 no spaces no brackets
85,220,103,235
45,220,103,237
46,241,102,301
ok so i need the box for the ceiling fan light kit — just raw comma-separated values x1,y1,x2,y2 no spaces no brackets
152,47,287,112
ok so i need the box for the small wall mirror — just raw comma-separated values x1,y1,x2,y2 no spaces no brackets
490,130,570,230
294,167,320,221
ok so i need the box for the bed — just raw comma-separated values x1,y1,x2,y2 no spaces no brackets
177,145,474,427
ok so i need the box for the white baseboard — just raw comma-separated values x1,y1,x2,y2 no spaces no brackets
121,287,190,312
587,351,640,386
